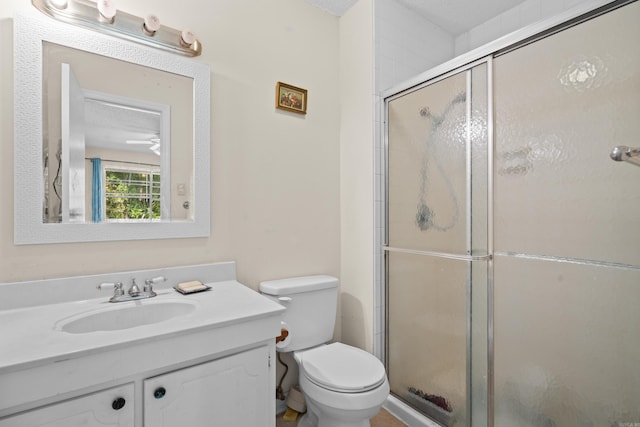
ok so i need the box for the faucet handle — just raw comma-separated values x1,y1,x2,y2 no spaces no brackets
144,276,166,293
97,282,124,296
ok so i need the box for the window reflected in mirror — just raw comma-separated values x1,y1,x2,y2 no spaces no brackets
41,41,194,224
104,166,161,222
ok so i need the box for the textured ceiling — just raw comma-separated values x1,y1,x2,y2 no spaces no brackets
303,0,359,16
304,0,527,35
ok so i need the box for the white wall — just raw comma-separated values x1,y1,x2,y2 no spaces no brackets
375,0,454,92
339,0,375,352
0,0,341,293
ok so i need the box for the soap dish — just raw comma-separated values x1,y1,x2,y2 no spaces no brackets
173,284,211,295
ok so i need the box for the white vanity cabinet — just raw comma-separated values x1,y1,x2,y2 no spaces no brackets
0,344,274,427
0,384,134,427
0,265,284,427
144,345,272,427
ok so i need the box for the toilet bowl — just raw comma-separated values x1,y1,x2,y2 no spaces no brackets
259,275,390,427
295,343,390,427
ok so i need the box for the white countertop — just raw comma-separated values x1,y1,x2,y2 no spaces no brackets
0,280,284,374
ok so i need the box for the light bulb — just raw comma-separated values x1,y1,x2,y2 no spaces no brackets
180,29,196,47
49,0,68,9
143,14,160,35
97,0,116,22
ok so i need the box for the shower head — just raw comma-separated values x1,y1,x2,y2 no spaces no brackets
610,145,640,167
418,91,467,130
419,107,431,118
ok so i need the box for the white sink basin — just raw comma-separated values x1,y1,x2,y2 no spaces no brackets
55,299,197,334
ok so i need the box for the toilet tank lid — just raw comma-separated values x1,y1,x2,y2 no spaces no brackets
259,275,338,296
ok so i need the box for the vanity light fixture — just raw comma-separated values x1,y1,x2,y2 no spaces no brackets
143,14,161,36
31,0,202,56
96,0,116,23
180,29,196,48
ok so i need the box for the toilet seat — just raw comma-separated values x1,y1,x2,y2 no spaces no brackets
299,343,387,393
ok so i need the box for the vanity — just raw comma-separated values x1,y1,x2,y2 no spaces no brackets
0,262,285,426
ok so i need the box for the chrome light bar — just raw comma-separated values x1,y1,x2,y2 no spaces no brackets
32,0,202,57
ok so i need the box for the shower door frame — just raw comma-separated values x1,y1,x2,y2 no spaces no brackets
376,1,636,426
383,57,492,427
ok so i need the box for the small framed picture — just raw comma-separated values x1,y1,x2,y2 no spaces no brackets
276,82,307,115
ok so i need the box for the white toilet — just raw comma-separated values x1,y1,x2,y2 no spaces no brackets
260,275,390,427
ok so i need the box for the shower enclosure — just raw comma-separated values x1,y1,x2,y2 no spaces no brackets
383,2,640,426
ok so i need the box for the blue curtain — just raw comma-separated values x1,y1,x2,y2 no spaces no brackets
91,158,103,223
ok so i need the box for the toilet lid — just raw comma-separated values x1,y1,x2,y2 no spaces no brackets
300,343,387,393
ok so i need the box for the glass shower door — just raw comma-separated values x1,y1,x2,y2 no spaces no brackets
386,63,489,427
492,3,640,426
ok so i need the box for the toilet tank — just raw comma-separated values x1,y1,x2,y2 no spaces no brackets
259,275,338,352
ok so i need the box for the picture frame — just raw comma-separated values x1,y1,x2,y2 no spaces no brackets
275,81,307,115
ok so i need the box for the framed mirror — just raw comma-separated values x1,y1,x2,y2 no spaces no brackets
14,11,210,244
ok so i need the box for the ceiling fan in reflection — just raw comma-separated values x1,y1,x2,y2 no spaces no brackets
126,138,161,155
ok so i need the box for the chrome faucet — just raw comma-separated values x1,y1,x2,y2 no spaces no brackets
128,279,141,296
97,276,165,303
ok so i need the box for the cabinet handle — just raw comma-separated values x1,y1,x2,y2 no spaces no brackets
112,397,126,410
154,386,166,399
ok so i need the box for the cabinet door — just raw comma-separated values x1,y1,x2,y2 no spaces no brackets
144,345,272,427
0,384,134,427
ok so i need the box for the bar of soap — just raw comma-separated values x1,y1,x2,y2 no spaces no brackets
178,280,206,291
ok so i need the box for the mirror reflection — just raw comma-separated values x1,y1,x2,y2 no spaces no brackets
42,41,194,224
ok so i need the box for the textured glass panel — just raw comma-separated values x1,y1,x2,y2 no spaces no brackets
388,251,476,426
470,259,488,427
386,62,489,426
388,71,469,254
493,2,640,265
493,255,640,426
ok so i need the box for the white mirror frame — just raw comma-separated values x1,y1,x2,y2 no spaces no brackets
14,11,210,244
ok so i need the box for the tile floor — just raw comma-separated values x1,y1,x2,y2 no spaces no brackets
276,408,408,427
